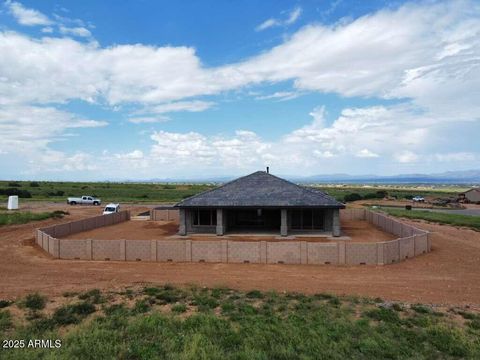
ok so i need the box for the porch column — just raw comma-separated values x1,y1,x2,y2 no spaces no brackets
332,208,341,237
179,208,187,236
216,208,225,236
280,209,288,237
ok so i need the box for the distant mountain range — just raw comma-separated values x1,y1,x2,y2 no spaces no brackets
292,169,480,184
139,169,480,185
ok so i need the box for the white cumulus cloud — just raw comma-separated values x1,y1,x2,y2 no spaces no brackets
5,0,52,26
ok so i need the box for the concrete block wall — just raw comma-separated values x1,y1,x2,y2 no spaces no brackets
307,243,339,265
157,240,188,262
92,240,123,261
34,209,430,266
340,208,366,221
150,209,180,222
384,239,400,264
227,241,262,263
346,243,378,265
267,242,301,264
126,240,152,261
191,241,224,262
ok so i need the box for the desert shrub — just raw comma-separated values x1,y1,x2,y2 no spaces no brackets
78,289,103,304
52,307,80,326
171,304,187,313
52,210,69,218
344,193,363,202
391,303,404,312
162,185,176,190
62,291,78,298
365,308,401,324
47,190,65,197
132,300,150,314
220,302,235,314
468,319,480,330
314,293,335,300
71,302,96,315
411,304,433,314
363,193,378,200
246,290,264,299
52,302,96,326
143,287,161,296
457,311,477,320
328,297,341,307
192,295,219,312
376,190,388,198
29,317,56,333
156,291,182,304
23,293,47,310
0,188,32,198
0,310,12,331
104,303,128,317
0,300,12,308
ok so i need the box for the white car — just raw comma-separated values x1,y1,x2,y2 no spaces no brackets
412,196,425,202
103,203,120,215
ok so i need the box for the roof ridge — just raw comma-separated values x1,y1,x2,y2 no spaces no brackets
174,171,263,207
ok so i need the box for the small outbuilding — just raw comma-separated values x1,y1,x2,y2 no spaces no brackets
459,188,480,204
174,170,345,237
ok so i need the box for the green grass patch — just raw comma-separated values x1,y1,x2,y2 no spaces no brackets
171,304,187,313
379,208,480,230
2,287,480,359
0,211,66,226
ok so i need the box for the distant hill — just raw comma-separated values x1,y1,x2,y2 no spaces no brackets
136,169,480,185
293,170,480,184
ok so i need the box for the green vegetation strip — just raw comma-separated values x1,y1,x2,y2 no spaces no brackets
0,180,464,203
0,180,214,203
379,208,480,230
1,286,479,359
0,210,67,226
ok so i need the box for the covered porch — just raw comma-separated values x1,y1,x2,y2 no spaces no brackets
178,207,341,237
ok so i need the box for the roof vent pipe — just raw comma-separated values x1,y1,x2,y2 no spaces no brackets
266,166,269,174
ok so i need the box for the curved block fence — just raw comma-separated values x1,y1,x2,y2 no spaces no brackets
35,209,430,265
35,211,130,258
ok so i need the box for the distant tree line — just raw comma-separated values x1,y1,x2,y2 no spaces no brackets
0,188,32,198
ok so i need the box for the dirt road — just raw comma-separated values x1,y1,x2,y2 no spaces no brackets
1,203,479,307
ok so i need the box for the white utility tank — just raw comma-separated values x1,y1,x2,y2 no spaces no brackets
7,195,19,210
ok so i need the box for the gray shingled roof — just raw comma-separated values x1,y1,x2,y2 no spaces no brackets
175,171,344,208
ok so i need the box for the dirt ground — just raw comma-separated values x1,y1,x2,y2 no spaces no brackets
1,201,480,308
61,218,395,243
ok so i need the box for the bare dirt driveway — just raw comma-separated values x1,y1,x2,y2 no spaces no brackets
1,202,480,308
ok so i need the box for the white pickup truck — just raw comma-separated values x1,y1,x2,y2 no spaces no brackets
67,195,102,206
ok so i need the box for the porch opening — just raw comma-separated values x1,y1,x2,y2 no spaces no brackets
226,209,281,232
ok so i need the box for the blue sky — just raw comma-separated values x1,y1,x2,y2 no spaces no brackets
0,0,479,180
